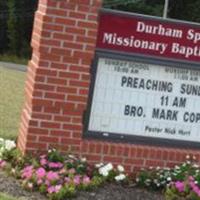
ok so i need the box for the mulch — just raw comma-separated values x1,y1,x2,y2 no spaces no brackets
0,171,164,200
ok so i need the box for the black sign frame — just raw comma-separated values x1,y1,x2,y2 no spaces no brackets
83,50,200,149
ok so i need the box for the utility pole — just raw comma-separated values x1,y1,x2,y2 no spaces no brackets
163,0,169,19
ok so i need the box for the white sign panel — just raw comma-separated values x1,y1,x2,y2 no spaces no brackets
88,57,200,143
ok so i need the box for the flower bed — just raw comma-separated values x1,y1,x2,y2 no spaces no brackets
0,138,200,200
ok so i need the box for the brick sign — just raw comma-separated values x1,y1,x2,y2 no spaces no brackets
85,10,200,147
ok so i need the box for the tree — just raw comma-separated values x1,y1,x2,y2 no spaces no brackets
7,0,20,56
0,0,8,54
6,0,37,57
103,0,200,23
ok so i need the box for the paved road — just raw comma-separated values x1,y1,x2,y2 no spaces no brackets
0,61,27,72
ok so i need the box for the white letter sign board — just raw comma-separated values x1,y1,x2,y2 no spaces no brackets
86,56,200,146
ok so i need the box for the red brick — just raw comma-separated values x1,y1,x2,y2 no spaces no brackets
26,142,47,149
62,56,80,64
63,110,82,116
76,36,96,44
54,116,71,122
85,45,95,52
53,33,74,41
29,120,38,126
55,102,75,110
69,80,89,88
63,42,83,50
45,92,65,100
63,124,82,131
84,154,101,162
69,65,90,73
39,136,59,143
46,9,67,17
39,52,61,61
59,71,80,79
57,86,77,94
28,127,49,135
81,74,90,81
32,106,43,112
43,23,64,32
55,17,76,26
103,143,110,154
51,62,68,70
43,106,61,114
35,75,45,82
51,130,71,137
41,121,61,129
61,138,81,145
79,89,89,95
104,156,123,163
72,117,82,124
32,91,43,97
34,83,55,91
51,48,71,56
73,0,90,5
67,95,87,103
32,113,52,120
125,158,144,165
145,160,164,167
81,142,89,153
32,99,53,106
47,77,67,85
78,21,97,29
69,11,86,19
87,14,97,21
27,135,37,141
77,5,90,12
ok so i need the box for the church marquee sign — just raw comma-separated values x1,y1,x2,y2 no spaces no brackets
84,9,200,148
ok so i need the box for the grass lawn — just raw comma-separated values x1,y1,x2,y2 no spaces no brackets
0,54,28,65
0,193,19,200
0,66,25,140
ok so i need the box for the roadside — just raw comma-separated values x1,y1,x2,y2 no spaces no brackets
0,62,27,72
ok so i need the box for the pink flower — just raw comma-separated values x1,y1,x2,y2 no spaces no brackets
175,181,184,193
82,176,91,185
55,185,62,193
46,171,59,181
47,185,62,194
189,180,196,188
45,180,50,186
59,168,67,175
40,158,47,166
21,165,34,180
68,168,76,174
36,167,46,179
48,162,63,169
73,175,81,186
37,179,43,185
0,160,6,168
189,176,194,181
47,186,56,194
65,177,71,184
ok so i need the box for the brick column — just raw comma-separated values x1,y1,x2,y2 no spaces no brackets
18,0,103,154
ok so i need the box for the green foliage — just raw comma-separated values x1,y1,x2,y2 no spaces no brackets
7,0,19,56
135,156,200,199
1,0,37,58
103,0,200,23
47,149,65,163
0,0,8,54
